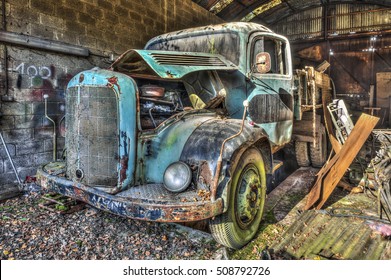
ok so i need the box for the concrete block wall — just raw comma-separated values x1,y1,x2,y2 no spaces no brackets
0,0,223,188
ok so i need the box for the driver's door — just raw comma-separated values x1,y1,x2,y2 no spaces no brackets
246,34,294,146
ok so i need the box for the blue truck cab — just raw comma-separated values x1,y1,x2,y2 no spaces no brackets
37,22,295,249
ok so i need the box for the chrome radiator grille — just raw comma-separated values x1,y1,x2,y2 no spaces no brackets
66,86,119,186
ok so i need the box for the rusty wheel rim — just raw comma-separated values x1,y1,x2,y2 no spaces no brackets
235,164,261,229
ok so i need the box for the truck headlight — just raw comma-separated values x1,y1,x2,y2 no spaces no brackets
163,161,192,192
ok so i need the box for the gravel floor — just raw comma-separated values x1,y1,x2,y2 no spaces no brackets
0,187,224,260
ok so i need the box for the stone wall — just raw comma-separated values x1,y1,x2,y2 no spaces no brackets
0,0,223,189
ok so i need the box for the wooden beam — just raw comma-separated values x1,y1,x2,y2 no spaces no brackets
304,113,379,210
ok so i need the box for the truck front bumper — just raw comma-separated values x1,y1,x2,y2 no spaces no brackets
36,162,224,222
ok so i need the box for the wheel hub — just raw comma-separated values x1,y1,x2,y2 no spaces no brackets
235,165,261,229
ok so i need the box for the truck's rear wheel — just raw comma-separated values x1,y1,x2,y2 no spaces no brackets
209,147,266,249
309,124,327,167
295,141,311,167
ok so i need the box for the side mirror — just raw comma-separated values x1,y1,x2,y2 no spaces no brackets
254,52,271,74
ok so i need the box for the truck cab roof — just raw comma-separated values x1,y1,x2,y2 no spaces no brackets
144,22,273,49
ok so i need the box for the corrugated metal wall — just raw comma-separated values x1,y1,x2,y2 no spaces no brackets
275,7,323,40
330,4,391,34
274,4,391,41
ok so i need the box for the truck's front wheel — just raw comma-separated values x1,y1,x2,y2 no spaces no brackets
209,147,267,249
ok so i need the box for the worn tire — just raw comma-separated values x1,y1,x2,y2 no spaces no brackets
309,124,327,167
295,141,311,167
209,147,267,249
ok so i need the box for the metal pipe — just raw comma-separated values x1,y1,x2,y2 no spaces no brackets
0,30,89,57
148,107,157,127
211,101,248,201
2,0,9,97
0,131,22,187
43,94,57,161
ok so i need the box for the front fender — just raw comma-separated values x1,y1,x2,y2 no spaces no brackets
180,119,271,209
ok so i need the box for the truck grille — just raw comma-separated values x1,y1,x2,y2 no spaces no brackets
66,86,119,186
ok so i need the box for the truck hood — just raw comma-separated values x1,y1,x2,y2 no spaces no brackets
111,50,238,79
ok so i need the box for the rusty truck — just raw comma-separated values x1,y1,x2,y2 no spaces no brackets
37,22,329,249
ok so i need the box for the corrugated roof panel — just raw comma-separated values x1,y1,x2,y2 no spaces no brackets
288,0,322,10
241,0,283,22
216,1,246,20
210,0,234,14
271,210,391,259
238,0,261,6
195,0,221,10
252,4,291,24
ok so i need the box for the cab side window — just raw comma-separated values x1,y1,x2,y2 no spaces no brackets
252,37,287,75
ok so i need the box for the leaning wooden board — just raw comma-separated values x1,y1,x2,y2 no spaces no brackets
304,113,379,210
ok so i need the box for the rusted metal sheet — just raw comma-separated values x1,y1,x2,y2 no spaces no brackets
271,210,391,260
262,165,391,260
305,114,379,210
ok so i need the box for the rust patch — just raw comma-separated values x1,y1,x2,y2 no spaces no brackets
107,76,121,93
120,156,128,183
197,189,211,201
74,187,89,202
198,161,213,186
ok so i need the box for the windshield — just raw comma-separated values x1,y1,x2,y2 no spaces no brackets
145,32,240,66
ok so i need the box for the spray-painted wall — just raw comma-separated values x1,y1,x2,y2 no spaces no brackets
0,0,223,190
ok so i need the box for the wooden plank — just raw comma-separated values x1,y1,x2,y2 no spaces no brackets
304,114,379,210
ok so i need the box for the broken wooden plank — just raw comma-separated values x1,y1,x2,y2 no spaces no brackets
304,113,379,210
